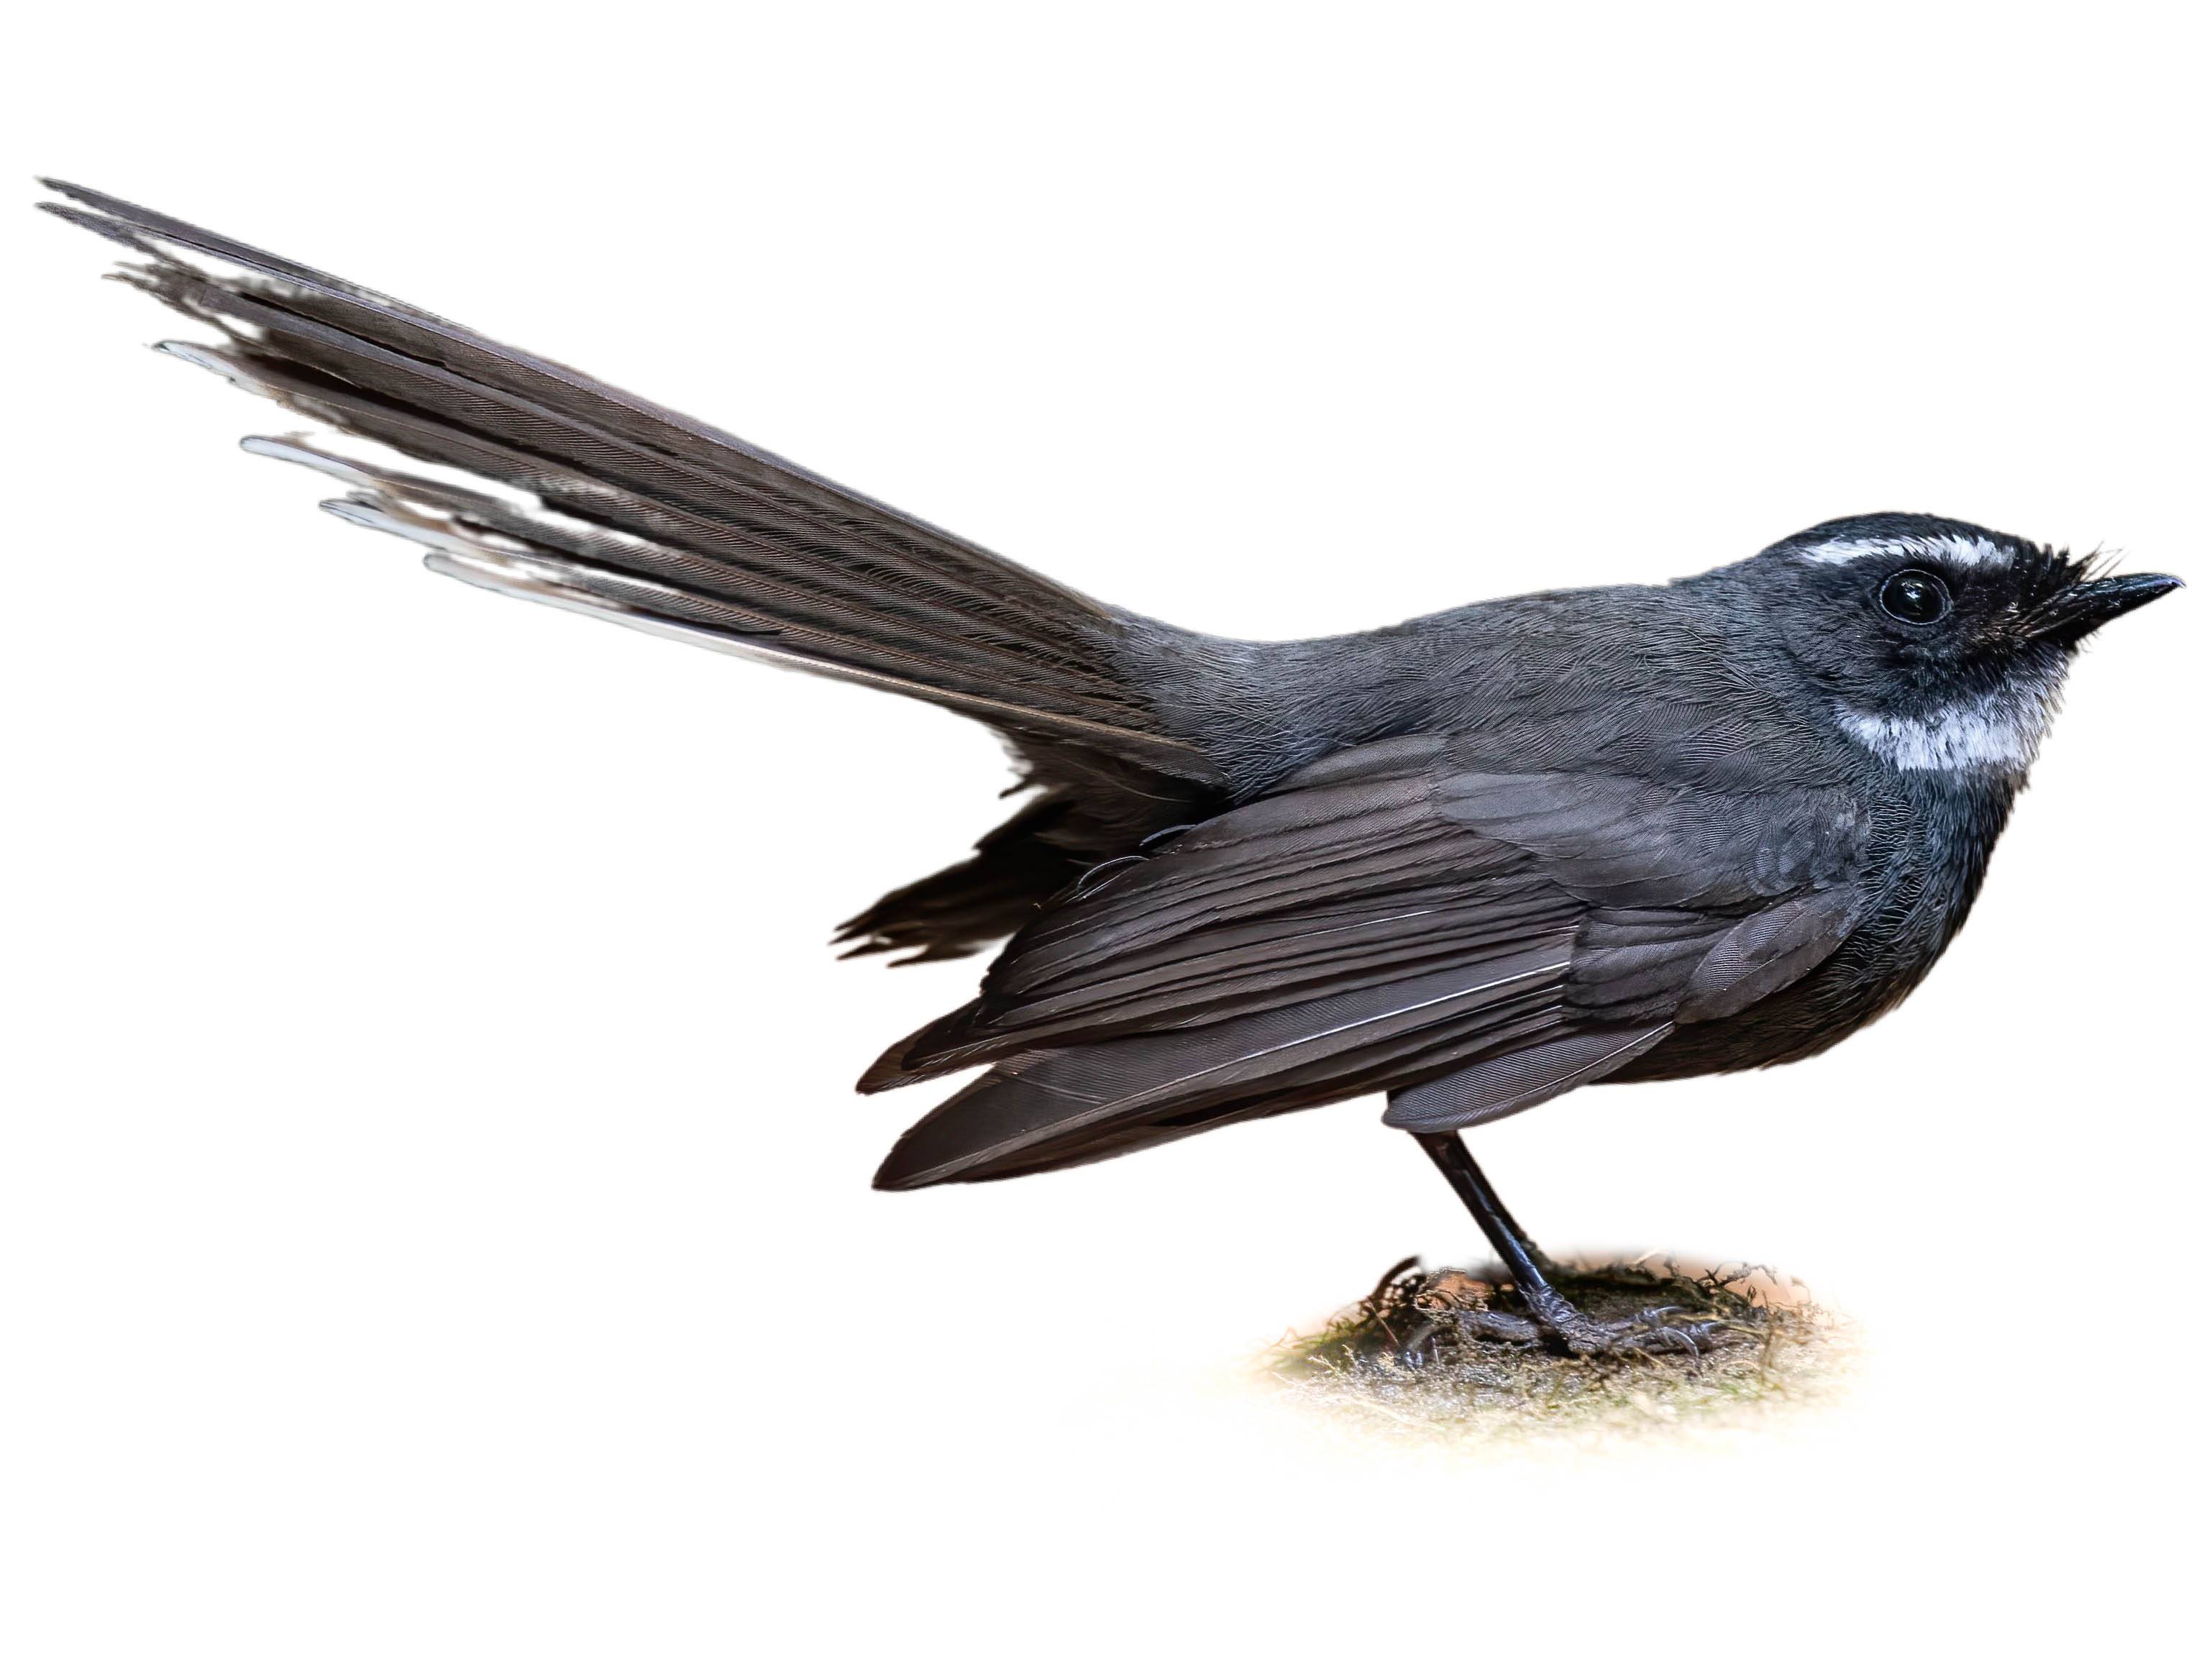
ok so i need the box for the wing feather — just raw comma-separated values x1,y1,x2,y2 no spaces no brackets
868,741,1870,1179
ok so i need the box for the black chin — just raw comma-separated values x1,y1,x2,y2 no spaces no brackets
2029,572,2182,645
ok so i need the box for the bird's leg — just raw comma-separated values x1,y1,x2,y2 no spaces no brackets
1415,1132,1562,1279
1410,1132,1719,1356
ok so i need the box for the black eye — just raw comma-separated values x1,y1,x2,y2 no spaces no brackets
1878,567,1952,624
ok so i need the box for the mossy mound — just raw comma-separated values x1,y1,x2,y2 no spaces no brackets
1266,1256,1852,1448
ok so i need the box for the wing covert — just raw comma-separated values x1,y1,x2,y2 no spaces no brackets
870,736,1869,1184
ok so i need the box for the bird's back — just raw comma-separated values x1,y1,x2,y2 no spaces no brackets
1129,571,1856,800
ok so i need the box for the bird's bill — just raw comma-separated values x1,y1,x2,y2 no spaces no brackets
2029,572,2182,644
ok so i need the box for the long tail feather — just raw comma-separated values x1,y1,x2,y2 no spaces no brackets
40,180,1220,783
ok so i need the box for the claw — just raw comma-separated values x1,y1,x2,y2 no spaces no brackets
1459,1307,1543,1345
1547,1305,1727,1358
1393,1319,1439,1367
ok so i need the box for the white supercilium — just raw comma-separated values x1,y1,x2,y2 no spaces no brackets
1800,533,2012,570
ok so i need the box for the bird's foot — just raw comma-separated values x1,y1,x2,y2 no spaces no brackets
1537,1304,1723,1358
1394,1267,1723,1362
1392,1271,1543,1363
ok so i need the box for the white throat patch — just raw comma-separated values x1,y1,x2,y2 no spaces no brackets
1801,532,2011,572
1834,669,2063,774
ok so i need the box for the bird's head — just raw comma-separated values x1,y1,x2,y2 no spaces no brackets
1736,512,2178,777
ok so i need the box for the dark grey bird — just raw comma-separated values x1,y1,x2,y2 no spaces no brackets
40,180,2180,1353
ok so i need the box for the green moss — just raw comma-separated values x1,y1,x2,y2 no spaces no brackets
1265,1256,1854,1448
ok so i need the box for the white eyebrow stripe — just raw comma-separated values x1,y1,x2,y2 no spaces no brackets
1800,534,2012,570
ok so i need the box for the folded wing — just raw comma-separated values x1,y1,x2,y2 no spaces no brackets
870,735,1868,1185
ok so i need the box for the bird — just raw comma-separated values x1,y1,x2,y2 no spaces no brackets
39,180,2180,1353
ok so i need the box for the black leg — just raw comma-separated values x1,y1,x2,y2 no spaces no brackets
1410,1131,1718,1356
1412,1132,1585,1333
1414,1132,1561,1274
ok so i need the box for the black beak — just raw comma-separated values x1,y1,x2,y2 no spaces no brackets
2029,572,2183,645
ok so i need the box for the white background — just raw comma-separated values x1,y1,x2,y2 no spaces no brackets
5,5,2206,1654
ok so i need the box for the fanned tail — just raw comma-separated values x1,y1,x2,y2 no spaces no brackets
37,180,1219,785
